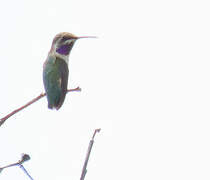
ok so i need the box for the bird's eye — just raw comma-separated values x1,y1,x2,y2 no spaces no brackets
62,36,70,41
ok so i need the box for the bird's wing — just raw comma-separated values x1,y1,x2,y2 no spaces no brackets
55,57,69,109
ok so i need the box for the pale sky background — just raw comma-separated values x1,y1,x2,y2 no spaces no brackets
0,0,210,180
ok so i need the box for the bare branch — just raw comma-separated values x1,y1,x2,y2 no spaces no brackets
80,128,101,180
0,87,81,127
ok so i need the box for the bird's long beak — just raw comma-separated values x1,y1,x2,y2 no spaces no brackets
77,36,98,39
64,36,97,45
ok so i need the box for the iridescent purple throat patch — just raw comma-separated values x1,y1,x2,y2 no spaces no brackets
56,43,74,55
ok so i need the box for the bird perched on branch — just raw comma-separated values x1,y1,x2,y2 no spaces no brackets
43,32,96,110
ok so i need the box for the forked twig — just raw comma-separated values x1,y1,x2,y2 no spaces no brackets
0,154,33,180
0,87,81,127
80,128,101,180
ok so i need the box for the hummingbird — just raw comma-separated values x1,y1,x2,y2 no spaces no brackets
43,32,96,110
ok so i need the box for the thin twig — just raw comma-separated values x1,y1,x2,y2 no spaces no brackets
0,87,81,127
80,128,101,180
19,164,34,180
0,161,20,170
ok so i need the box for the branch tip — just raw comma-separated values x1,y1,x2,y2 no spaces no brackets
92,128,101,139
95,128,101,133
67,86,82,92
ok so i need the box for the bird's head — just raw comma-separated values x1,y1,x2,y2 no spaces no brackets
50,32,97,57
50,32,78,56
